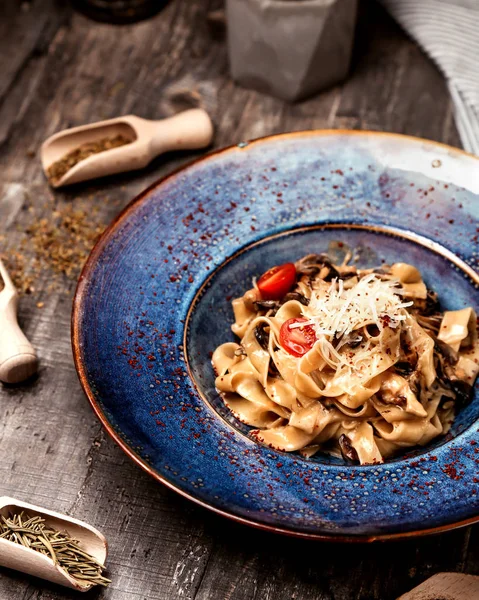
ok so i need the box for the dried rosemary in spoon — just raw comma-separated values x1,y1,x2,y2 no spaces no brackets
0,511,110,588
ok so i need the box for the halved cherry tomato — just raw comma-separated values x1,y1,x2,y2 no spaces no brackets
280,317,316,357
257,263,296,300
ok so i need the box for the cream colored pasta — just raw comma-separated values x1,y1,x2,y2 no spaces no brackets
212,252,479,465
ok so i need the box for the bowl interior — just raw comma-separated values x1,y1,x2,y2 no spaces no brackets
186,225,479,465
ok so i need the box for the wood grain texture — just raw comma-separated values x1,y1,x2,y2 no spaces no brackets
0,1,472,599
397,572,479,600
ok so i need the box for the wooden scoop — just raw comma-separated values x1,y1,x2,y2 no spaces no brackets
41,108,214,188
0,259,38,384
0,497,108,591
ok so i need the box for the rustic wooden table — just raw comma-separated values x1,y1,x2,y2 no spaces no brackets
1,1,477,599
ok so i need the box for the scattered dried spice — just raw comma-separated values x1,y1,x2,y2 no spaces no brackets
0,512,110,588
0,238,38,295
46,134,131,185
26,204,105,280
1,200,106,295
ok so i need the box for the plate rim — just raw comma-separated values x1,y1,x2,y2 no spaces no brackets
72,129,479,542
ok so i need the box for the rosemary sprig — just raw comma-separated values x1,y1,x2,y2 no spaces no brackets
0,512,110,587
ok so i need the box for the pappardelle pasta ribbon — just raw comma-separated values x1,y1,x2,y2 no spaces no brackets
212,253,479,465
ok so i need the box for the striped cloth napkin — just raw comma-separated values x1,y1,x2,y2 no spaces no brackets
381,0,479,155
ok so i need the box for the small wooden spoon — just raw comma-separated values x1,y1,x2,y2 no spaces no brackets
0,259,38,384
41,108,214,188
0,497,108,591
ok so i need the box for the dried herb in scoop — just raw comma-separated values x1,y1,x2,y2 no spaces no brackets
46,134,131,184
0,511,111,588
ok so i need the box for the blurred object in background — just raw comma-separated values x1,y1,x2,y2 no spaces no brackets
381,0,479,156
226,0,358,102
71,0,170,24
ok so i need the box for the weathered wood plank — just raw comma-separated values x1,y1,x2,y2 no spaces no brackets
0,1,474,599
0,0,70,149
397,572,479,600
0,0,69,100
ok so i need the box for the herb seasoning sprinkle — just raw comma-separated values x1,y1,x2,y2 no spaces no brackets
0,511,111,588
46,134,131,184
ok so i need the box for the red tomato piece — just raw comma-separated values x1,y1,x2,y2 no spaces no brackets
257,263,296,300
280,317,316,357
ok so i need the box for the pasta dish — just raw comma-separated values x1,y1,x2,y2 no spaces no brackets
212,252,479,464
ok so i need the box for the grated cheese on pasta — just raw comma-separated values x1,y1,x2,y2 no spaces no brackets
298,274,413,338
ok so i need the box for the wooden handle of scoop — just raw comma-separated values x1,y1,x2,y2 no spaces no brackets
149,108,214,156
0,260,38,384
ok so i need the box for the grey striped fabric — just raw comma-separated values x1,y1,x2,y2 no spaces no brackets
381,0,479,154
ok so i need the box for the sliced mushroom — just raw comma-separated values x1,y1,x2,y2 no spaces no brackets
425,290,440,315
337,333,363,349
448,379,473,409
338,434,359,462
254,323,270,351
433,335,459,365
254,299,280,311
435,350,473,410
295,254,340,282
394,361,414,377
282,291,310,306
390,262,422,284
416,313,443,334
268,356,280,377
243,288,260,311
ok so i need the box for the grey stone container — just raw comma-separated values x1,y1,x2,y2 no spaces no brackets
226,0,358,102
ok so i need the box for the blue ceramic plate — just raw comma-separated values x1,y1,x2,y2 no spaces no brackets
73,131,479,541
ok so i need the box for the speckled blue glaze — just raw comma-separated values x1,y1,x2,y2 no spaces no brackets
73,132,479,539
